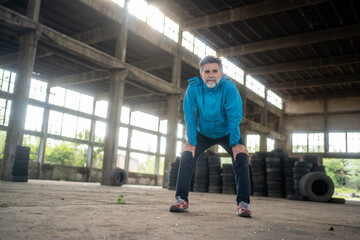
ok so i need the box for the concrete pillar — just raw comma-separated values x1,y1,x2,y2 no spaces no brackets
324,99,329,153
260,98,268,151
163,30,182,188
0,0,41,181
86,99,96,181
101,69,127,185
101,0,129,185
163,94,180,188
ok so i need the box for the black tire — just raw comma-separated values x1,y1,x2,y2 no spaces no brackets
295,161,313,168
299,172,334,202
110,168,127,186
11,175,28,182
327,198,346,204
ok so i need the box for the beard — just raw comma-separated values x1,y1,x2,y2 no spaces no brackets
205,77,219,88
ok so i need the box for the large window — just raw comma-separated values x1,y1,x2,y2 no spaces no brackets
347,132,360,153
25,105,44,132
247,134,260,153
292,132,324,153
267,138,275,152
130,111,158,131
329,132,346,153
0,69,15,93
267,90,282,109
29,79,47,102
246,75,265,98
0,98,11,126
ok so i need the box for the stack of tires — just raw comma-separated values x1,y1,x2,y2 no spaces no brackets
208,155,221,193
304,154,326,173
274,151,289,197
168,157,180,190
250,153,267,196
222,164,236,194
283,157,299,197
193,153,209,192
11,145,30,182
265,157,283,198
292,161,313,198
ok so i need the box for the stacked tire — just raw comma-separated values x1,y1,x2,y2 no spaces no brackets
274,151,289,197
265,157,283,198
304,154,326,173
208,155,221,193
283,157,299,197
11,145,30,182
250,153,267,196
193,153,209,192
293,161,313,198
168,157,180,190
222,164,236,194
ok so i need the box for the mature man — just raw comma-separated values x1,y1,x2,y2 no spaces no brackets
169,56,252,217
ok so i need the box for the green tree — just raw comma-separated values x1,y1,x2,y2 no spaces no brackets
323,158,347,187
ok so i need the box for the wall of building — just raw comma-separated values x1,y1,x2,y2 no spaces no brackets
27,162,163,186
283,96,360,158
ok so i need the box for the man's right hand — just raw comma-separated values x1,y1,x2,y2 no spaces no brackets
182,143,196,158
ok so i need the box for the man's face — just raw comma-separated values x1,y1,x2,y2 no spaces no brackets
200,63,223,88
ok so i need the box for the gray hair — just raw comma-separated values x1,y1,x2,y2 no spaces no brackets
199,56,223,73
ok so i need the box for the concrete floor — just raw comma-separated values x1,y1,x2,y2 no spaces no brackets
0,180,359,240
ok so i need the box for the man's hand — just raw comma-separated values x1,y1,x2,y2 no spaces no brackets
182,143,196,158
232,144,249,159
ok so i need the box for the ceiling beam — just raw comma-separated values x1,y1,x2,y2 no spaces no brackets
126,64,181,94
131,55,174,71
267,75,360,89
182,0,328,30
50,71,109,87
72,23,120,44
0,5,38,30
247,54,360,75
285,89,360,102
218,24,360,57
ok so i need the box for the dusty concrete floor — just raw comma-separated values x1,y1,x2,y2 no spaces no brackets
0,180,359,240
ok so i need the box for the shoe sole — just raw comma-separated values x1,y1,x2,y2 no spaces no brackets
238,212,252,218
169,206,188,212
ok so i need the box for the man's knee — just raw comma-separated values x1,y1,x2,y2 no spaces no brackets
235,153,249,165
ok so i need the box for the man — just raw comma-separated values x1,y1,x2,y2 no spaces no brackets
169,56,252,217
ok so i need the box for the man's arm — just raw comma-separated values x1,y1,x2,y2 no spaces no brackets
183,85,198,147
224,82,243,147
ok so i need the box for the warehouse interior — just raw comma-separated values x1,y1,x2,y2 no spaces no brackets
0,0,360,239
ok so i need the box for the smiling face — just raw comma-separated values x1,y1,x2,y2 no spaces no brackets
200,63,223,88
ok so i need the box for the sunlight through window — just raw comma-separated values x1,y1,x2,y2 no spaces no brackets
247,134,260,153
147,5,164,33
267,90,282,109
182,31,194,52
128,0,148,22
246,75,265,98
164,17,179,42
347,132,360,153
292,133,308,153
194,38,206,58
329,132,346,153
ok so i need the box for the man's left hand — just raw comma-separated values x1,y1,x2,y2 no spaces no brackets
232,144,249,159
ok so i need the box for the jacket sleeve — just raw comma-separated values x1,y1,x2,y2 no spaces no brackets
224,82,243,146
183,85,198,146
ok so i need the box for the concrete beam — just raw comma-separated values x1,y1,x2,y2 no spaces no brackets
0,5,38,30
131,55,174,71
41,25,125,70
285,89,360,102
126,64,181,94
72,23,120,44
182,0,328,30
50,71,109,87
242,118,286,141
218,24,360,57
247,54,360,75
267,75,360,90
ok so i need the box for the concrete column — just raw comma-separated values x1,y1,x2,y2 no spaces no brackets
124,125,132,172
101,0,129,185
163,29,182,188
101,69,127,185
0,0,41,181
163,94,180,188
86,99,96,181
260,97,268,151
324,99,329,153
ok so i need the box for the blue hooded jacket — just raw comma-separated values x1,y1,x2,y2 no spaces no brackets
183,75,243,147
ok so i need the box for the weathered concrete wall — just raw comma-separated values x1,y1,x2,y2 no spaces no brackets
26,162,163,186
284,96,360,155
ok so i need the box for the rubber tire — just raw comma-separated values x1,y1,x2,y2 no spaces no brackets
299,172,334,202
109,168,127,186
327,197,346,204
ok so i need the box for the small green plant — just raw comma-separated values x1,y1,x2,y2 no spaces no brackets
117,194,126,204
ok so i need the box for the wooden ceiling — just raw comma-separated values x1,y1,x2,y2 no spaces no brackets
0,0,359,113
